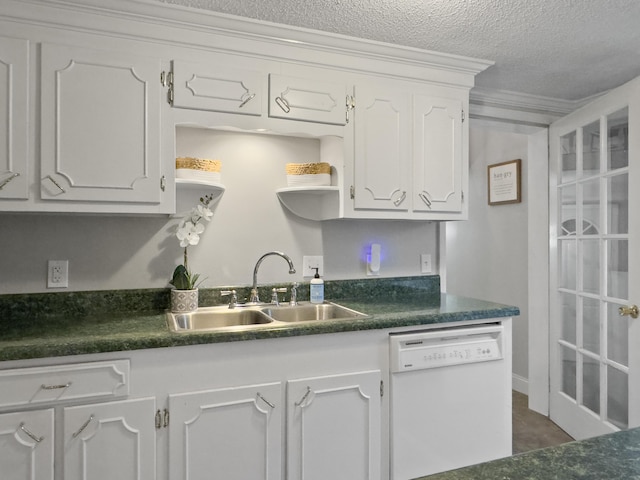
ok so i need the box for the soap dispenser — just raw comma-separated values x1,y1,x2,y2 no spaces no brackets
310,267,324,304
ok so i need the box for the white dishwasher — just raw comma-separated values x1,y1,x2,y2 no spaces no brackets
389,323,511,479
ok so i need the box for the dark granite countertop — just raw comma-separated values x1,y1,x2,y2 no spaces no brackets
0,276,518,362
416,427,640,480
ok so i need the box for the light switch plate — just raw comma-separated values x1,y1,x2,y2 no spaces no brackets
420,254,432,274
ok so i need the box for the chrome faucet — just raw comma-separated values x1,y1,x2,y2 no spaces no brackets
249,251,296,303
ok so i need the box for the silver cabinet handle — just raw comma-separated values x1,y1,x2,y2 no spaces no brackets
160,175,166,192
72,414,94,438
44,175,66,194
239,93,256,108
419,191,432,208
41,382,71,390
295,386,312,407
275,96,290,113
0,173,19,190
19,422,44,443
393,191,407,207
256,392,275,409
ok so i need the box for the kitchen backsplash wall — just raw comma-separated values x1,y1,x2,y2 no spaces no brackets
0,128,438,294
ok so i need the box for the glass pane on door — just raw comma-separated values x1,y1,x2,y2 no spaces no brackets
582,354,600,414
608,366,628,429
583,120,600,174
608,108,628,170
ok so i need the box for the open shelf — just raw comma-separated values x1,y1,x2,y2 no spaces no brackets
276,186,340,221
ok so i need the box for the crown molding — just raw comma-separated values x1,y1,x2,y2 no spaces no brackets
10,0,493,80
469,87,605,126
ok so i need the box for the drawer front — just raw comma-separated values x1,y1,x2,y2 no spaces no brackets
0,360,130,409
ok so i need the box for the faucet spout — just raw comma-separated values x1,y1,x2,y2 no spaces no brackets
250,251,296,303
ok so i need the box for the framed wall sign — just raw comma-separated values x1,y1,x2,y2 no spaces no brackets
488,159,522,205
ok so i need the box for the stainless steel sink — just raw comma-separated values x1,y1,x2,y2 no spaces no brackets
167,306,274,333
261,302,369,323
167,302,369,333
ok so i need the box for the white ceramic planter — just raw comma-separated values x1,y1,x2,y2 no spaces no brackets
171,289,199,313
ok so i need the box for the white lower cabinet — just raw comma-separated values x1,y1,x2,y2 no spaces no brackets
168,371,381,480
168,382,282,480
287,371,381,480
0,408,54,480
63,397,156,480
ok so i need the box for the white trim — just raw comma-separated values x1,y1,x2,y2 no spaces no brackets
8,0,493,82
512,374,529,395
470,88,606,126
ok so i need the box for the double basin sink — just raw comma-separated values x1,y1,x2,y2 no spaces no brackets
167,302,369,333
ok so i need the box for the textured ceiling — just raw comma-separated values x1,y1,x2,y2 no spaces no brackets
158,0,640,101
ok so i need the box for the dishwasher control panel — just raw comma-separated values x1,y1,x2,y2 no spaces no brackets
389,324,503,372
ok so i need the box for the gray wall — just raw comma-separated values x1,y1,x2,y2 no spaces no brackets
445,122,531,385
0,129,438,294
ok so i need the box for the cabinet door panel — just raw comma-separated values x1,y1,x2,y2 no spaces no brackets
287,370,381,480
0,36,29,200
169,382,282,480
63,397,156,480
0,408,54,480
172,59,262,115
40,43,162,204
269,74,347,125
413,95,463,213
354,85,410,211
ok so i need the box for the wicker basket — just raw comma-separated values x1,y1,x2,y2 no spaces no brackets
285,162,331,186
176,157,221,182
285,162,331,175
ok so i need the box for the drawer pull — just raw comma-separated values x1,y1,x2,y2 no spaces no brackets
256,392,275,409
40,382,71,390
19,422,44,443
72,414,94,438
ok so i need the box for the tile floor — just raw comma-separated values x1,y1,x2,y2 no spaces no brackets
512,391,574,454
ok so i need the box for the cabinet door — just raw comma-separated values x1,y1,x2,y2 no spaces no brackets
64,397,156,480
40,43,162,205
287,370,381,480
0,409,54,480
169,382,282,480
0,36,29,200
172,59,262,115
353,85,410,211
413,95,464,213
269,74,347,125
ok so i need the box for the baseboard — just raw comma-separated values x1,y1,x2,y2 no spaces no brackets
512,374,528,395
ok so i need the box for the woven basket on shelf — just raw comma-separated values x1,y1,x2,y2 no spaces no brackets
176,157,221,182
285,162,331,175
285,162,331,187
176,157,221,172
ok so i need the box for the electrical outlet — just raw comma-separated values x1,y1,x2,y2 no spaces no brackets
302,255,324,277
48,260,69,288
420,254,432,274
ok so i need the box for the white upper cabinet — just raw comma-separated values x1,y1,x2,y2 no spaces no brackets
349,83,467,220
412,95,464,214
353,84,411,211
171,59,263,116
269,74,348,125
40,43,164,206
0,36,28,200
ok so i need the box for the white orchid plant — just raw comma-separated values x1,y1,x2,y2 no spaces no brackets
170,194,214,290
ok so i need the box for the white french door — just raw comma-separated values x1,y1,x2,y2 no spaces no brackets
549,78,640,440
